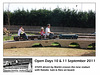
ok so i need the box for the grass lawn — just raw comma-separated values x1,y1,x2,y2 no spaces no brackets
3,35,14,41
3,33,35,41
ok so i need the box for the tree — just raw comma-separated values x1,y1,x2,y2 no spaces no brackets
3,8,95,28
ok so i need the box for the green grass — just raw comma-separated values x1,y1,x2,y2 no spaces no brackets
32,43,40,46
88,45,95,49
3,33,35,41
11,34,18,36
51,42,60,46
3,35,14,41
32,43,42,47
69,45,79,47
69,43,79,47
88,46,93,48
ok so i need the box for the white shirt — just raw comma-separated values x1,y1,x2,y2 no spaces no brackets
18,29,22,36
45,27,50,36
16,60,18,63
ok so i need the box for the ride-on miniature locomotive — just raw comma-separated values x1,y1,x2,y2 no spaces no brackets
59,34,78,39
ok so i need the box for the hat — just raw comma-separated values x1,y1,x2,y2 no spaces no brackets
41,27,44,29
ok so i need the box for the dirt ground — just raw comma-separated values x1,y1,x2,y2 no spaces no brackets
3,47,95,56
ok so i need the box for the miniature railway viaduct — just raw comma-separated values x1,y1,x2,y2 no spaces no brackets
4,39,95,49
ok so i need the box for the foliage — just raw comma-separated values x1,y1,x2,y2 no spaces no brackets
3,8,95,28
3,35,14,41
3,33,35,41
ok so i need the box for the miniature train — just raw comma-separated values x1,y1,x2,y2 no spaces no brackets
3,60,29,67
14,34,78,41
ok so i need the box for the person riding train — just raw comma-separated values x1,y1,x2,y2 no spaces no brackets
14,24,78,41
40,27,45,36
45,24,54,39
18,26,28,40
40,27,46,39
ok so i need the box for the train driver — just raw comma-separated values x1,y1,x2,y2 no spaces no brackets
18,26,28,40
45,24,54,39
